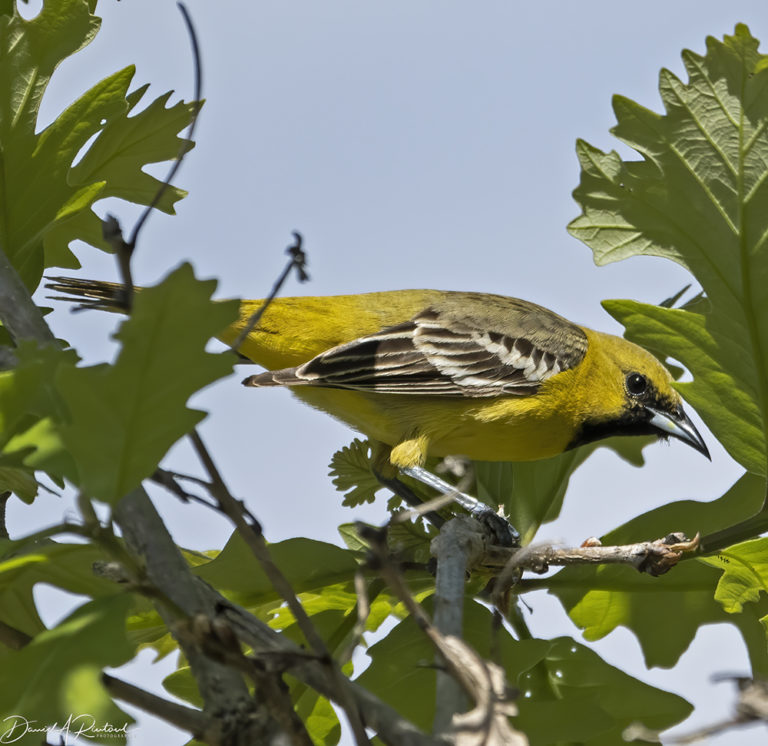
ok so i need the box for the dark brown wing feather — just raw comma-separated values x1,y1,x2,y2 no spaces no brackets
245,292,588,399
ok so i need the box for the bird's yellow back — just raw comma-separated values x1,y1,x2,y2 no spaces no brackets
221,290,470,368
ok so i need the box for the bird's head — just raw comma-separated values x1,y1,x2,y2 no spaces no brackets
566,331,710,458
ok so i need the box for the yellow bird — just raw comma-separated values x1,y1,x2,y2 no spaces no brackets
48,281,709,543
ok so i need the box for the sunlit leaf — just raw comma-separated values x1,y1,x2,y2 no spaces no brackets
570,24,768,477
0,0,197,289
0,594,135,745
56,264,237,502
549,473,768,670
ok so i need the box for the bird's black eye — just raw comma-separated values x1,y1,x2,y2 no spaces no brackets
626,372,648,396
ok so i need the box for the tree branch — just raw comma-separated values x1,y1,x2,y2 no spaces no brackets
114,486,286,746
486,531,699,593
96,536,443,746
216,598,445,746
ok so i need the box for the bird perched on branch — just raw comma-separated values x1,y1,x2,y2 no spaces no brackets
47,280,709,544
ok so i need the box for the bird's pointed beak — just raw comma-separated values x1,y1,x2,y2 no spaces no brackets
645,404,710,459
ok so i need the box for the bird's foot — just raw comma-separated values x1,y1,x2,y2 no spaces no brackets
469,505,520,548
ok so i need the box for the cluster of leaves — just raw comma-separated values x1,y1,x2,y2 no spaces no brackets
2,2,768,745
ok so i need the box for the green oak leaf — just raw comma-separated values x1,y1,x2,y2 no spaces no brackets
702,538,768,616
0,541,116,637
56,264,237,502
604,300,765,475
570,24,768,476
548,473,768,671
357,599,690,744
0,594,135,746
0,0,197,289
329,438,385,507
0,342,79,498
476,436,651,544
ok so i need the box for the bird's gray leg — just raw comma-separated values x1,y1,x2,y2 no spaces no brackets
371,470,446,530
401,465,520,547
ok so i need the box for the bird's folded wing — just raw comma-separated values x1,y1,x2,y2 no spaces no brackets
281,303,589,398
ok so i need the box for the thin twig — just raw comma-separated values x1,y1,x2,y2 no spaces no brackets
125,2,203,254
230,231,309,352
102,673,209,738
101,2,204,311
338,571,372,665
486,532,700,598
390,493,456,524
150,468,217,509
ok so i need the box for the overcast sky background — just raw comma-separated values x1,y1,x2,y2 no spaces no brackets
11,1,768,743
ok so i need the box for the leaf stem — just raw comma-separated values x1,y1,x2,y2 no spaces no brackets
698,508,768,554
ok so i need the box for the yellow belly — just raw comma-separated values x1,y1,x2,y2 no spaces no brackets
293,387,574,464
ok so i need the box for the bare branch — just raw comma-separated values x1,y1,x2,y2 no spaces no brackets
338,570,372,666
488,532,700,604
216,599,445,746
177,615,314,746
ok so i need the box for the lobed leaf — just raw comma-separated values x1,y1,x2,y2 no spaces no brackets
0,540,117,638
0,594,135,745
605,300,766,473
702,537,768,616
56,264,237,503
329,438,384,507
0,0,197,289
549,472,768,670
570,24,768,476
0,343,79,498
476,436,650,543
357,599,690,744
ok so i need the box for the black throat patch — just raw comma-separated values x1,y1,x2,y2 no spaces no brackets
567,408,661,450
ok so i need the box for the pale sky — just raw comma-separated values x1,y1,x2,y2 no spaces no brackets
14,1,768,743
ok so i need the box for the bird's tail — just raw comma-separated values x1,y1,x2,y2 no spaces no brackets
45,276,135,312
